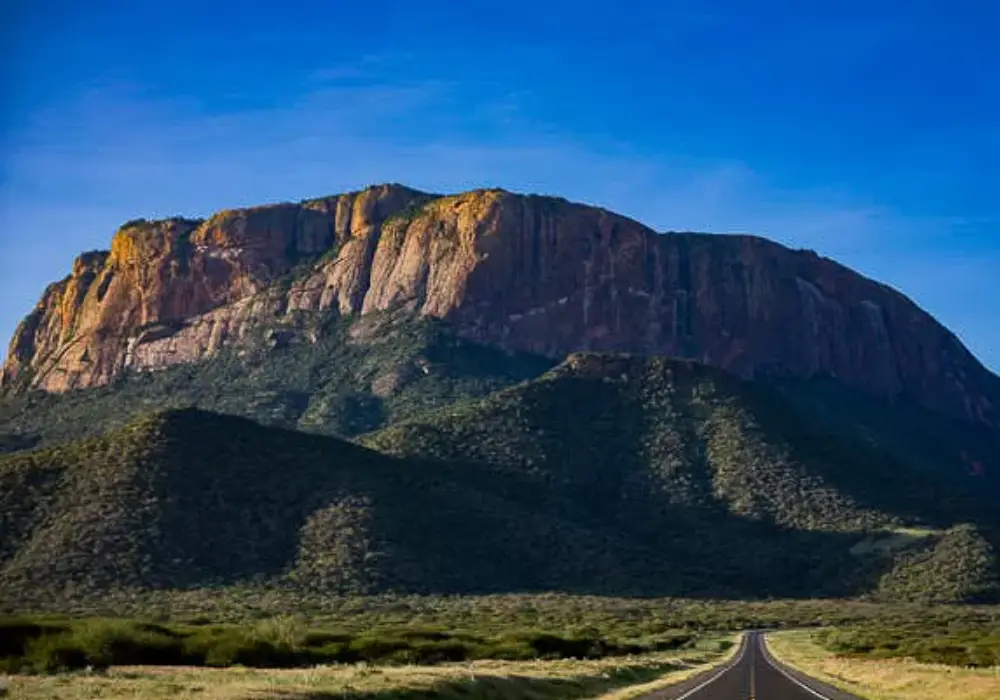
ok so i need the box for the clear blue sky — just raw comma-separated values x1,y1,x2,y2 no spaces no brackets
2,1,997,373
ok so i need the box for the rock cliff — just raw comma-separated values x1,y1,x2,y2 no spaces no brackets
4,183,998,429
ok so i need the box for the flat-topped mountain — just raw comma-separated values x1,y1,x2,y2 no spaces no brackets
3,184,998,430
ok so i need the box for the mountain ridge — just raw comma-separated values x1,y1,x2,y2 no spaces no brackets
4,183,998,431
3,354,997,608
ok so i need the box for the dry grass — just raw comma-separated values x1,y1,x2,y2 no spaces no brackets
2,639,737,700
766,629,1000,700
591,635,742,700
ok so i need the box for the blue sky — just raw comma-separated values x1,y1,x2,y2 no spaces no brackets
2,1,997,372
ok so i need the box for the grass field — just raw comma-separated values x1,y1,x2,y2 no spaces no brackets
766,629,1000,700
2,637,737,700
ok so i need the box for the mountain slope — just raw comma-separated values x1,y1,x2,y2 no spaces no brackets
363,353,999,531
362,353,1000,601
0,408,665,608
4,184,998,430
0,311,553,451
4,358,996,610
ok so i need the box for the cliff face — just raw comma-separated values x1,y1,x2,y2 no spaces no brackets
0,184,431,391
4,184,998,429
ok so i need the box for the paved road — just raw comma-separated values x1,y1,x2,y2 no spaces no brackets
644,631,865,700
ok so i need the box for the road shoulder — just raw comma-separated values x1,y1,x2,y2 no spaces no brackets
760,632,866,700
766,629,1000,700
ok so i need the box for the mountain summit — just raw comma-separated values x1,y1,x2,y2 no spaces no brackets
3,184,998,430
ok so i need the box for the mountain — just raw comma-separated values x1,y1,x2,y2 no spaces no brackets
4,184,998,432
3,183,999,609
0,311,554,450
2,358,997,611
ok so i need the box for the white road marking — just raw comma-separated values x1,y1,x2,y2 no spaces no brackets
760,635,837,700
673,632,749,700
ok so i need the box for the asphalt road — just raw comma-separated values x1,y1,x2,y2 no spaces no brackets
645,631,865,700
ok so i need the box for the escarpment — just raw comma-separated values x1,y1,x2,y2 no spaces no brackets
3,184,998,430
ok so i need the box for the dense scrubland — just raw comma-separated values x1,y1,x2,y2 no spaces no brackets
3,595,999,674
3,355,998,608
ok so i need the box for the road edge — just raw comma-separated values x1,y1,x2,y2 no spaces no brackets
761,633,868,700
631,632,749,700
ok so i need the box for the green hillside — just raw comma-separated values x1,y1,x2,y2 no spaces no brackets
0,311,554,451
0,407,676,609
364,353,997,530
3,354,997,611
362,353,1000,601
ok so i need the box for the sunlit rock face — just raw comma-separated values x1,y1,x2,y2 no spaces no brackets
3,184,997,430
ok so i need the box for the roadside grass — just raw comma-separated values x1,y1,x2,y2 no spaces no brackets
2,639,737,700
766,629,1000,700
0,614,728,674
589,635,742,700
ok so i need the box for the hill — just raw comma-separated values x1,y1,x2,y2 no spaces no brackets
0,407,663,609
362,353,1000,602
3,357,997,611
364,353,999,529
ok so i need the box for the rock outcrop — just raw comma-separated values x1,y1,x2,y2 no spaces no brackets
4,184,998,430
0,184,431,391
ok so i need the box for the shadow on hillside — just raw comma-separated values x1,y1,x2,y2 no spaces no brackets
349,459,884,599
5,375,994,602
348,376,906,600
756,377,1000,529
0,432,39,454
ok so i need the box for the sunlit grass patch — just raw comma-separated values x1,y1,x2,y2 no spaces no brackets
4,640,737,700
767,629,1000,700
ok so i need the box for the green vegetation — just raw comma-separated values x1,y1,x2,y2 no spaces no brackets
6,598,1000,674
877,524,999,603
818,621,1000,667
776,375,1000,517
363,353,1000,601
3,354,999,608
383,197,437,225
12,592,999,636
0,312,554,450
0,407,683,606
117,218,150,230
0,615,711,673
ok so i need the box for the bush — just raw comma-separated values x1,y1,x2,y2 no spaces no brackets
818,622,1000,667
0,611,724,673
22,634,92,673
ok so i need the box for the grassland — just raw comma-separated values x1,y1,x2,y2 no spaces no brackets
2,636,737,700
767,629,1000,700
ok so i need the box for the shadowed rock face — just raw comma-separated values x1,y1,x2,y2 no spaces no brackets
3,184,998,429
